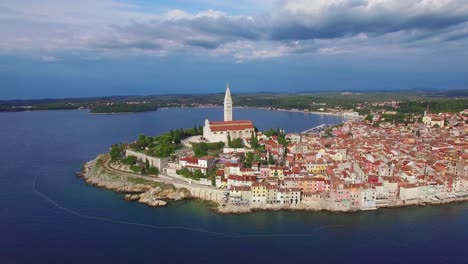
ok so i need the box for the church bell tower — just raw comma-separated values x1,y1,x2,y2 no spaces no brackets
224,83,233,121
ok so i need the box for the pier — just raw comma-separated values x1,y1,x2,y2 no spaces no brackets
301,124,331,134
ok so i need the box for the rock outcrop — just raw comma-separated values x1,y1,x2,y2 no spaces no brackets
138,194,167,207
124,194,141,201
79,155,191,208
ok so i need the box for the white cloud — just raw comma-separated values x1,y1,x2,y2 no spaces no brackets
0,0,467,61
40,55,57,62
318,46,347,55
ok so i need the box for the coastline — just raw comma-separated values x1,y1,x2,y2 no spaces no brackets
235,106,345,117
89,111,158,115
79,154,468,215
140,105,347,118
8,105,347,117
77,155,192,207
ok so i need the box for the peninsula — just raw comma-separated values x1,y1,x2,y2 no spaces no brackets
80,85,468,214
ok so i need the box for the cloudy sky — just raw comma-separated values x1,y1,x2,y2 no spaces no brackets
1,0,468,99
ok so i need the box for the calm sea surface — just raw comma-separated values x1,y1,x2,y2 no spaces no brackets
0,108,467,264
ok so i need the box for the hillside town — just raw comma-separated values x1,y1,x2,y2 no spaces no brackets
116,85,468,212
170,113,467,211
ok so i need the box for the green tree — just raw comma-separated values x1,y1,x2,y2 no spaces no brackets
250,131,259,149
278,133,288,147
130,164,141,173
153,142,174,157
230,138,243,148
244,152,254,168
264,128,277,137
148,166,159,175
193,170,205,180
109,144,124,161
172,129,182,143
132,134,149,150
193,143,208,157
122,155,137,165
268,152,275,165
176,168,192,178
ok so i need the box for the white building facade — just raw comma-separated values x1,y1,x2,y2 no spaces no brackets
203,84,255,143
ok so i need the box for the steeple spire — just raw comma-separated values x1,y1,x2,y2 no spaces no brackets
224,83,233,121
224,83,232,102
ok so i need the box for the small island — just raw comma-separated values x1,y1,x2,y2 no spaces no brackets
80,85,468,214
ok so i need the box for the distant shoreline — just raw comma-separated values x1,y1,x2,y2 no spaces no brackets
1,106,346,117
157,105,346,118
235,106,345,117
66,106,347,117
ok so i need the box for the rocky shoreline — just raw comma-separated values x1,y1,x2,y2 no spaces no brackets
78,154,468,215
78,155,191,207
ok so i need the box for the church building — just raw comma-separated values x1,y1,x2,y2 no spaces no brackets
422,106,445,128
203,84,255,143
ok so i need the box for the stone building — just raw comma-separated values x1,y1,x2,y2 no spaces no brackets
203,84,255,143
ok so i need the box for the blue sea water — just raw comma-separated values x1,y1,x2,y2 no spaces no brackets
0,108,467,264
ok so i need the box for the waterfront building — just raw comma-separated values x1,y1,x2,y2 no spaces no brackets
229,186,252,205
251,182,267,205
266,185,278,204
227,175,256,189
179,156,215,174
287,188,302,204
361,187,377,209
399,184,420,202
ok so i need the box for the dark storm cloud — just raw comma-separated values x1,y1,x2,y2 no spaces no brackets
445,32,468,41
270,1,468,40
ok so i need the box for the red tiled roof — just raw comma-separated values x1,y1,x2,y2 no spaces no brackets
209,120,254,132
180,157,198,164
185,165,205,169
230,186,252,191
228,175,256,181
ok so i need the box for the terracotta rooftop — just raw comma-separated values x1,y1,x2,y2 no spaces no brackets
209,120,254,132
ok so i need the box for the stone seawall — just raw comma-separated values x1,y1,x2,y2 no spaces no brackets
125,149,169,171
171,183,225,203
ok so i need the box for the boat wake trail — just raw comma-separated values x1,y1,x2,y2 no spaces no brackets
32,175,342,238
